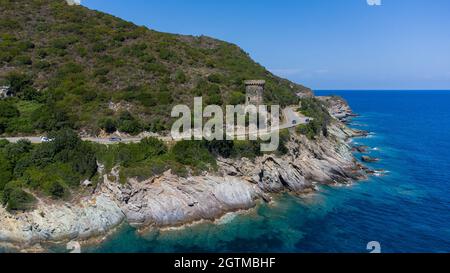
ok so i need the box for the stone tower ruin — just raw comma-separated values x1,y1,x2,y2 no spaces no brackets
66,0,81,6
245,80,265,106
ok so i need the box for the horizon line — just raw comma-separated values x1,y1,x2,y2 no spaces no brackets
314,89,450,91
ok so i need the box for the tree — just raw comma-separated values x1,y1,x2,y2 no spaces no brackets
4,139,32,164
204,139,234,158
207,73,223,84
228,91,245,105
117,111,142,135
5,71,32,96
0,101,20,118
171,140,216,170
99,118,117,134
49,129,81,152
45,180,66,199
175,70,188,84
22,86,42,101
0,152,13,190
0,102,20,134
32,104,73,131
68,143,98,178
2,182,36,211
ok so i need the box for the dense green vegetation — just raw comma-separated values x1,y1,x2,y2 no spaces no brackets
0,0,311,136
0,130,97,210
296,98,332,140
0,127,291,211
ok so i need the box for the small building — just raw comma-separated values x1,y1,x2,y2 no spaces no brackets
245,80,265,106
0,86,12,99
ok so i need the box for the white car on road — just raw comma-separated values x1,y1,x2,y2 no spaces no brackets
40,136,54,143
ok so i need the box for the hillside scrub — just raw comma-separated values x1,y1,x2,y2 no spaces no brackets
0,130,97,210
0,0,312,136
296,98,332,140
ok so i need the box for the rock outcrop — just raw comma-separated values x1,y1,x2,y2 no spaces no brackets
353,145,370,153
362,156,380,163
0,194,124,246
101,173,262,227
317,96,357,122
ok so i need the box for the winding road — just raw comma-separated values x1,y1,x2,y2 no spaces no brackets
1,107,310,144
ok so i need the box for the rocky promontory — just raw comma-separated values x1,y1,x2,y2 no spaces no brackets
317,96,358,123
0,97,371,250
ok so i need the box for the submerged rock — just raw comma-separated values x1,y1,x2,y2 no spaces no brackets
362,156,380,163
353,145,370,153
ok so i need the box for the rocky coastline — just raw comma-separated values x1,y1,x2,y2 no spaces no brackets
0,97,374,252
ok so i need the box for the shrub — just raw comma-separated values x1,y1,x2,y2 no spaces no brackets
159,48,173,60
31,104,73,132
231,140,261,159
136,92,157,107
206,93,223,105
114,137,168,167
4,139,32,164
0,152,13,190
34,60,51,70
0,18,21,30
0,101,20,118
15,55,32,65
204,139,234,158
171,140,216,171
118,118,142,135
0,139,9,148
2,182,36,212
94,137,171,182
205,84,223,105
297,98,331,139
0,120,6,134
37,49,49,59
156,91,173,105
175,70,188,84
117,111,142,135
43,179,67,199
79,89,98,102
207,73,223,84
93,67,109,77
276,129,290,155
22,86,42,101
99,118,117,134
297,122,319,140
5,71,32,95
92,42,107,53
142,62,169,76
228,91,245,105
66,144,98,179
139,137,168,157
148,117,166,132
51,35,78,50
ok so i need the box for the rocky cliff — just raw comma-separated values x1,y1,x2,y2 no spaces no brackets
0,97,370,251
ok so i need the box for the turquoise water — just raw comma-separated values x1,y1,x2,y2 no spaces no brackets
86,91,450,253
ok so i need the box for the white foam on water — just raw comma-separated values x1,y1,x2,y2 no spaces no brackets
215,212,239,225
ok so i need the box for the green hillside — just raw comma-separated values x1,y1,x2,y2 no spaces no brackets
0,0,312,136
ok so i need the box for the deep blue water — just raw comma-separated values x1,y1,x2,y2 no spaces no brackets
86,90,450,253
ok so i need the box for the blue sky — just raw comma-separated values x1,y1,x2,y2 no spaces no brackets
81,0,450,90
